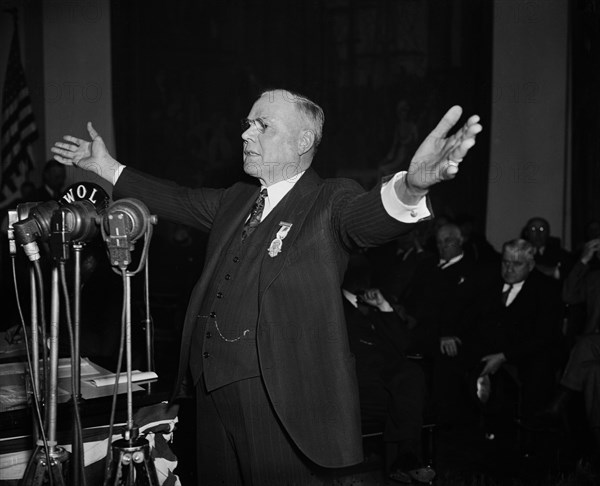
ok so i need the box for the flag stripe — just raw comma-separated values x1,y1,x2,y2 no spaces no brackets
1,97,35,137
2,128,38,161
0,18,38,202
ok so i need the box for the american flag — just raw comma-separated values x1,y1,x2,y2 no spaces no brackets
0,13,38,204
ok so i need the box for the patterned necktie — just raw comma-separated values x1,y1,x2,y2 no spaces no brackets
241,188,267,241
501,284,513,306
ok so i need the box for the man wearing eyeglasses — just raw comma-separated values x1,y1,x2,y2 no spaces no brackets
522,216,573,281
52,89,481,485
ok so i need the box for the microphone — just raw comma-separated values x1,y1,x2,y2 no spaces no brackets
13,201,60,261
102,199,157,268
50,200,101,261
7,202,41,256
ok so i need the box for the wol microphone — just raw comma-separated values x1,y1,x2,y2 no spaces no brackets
49,200,101,261
102,199,157,268
13,201,60,261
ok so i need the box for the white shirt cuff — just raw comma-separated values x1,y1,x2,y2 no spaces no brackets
113,164,126,185
380,172,430,222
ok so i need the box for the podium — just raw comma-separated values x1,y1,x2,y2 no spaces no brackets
0,355,176,485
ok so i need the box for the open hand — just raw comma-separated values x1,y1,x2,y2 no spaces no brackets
406,106,482,192
51,122,122,183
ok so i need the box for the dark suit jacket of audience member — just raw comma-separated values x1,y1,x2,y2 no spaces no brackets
563,260,600,334
368,242,434,302
462,269,563,365
533,236,574,280
344,297,410,380
402,252,481,356
31,185,59,203
343,296,427,450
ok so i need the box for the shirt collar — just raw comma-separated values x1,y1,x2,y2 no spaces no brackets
439,252,464,269
503,280,525,292
342,289,359,308
44,184,56,198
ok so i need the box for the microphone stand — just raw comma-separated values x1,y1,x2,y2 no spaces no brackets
21,266,69,486
143,262,153,375
73,244,82,400
29,267,40,445
103,208,159,486
71,243,84,486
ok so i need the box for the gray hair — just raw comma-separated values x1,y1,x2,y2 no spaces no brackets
261,89,325,151
502,238,535,262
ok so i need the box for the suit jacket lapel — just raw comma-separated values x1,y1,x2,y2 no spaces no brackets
258,168,322,295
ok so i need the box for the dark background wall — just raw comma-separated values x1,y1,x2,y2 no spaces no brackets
572,0,600,248
2,0,598,251
110,0,492,231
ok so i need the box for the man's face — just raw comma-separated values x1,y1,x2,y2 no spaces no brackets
241,90,304,185
524,218,549,249
501,250,534,284
436,225,463,261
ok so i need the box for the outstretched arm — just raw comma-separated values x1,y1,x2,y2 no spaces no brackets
395,106,482,205
51,122,124,185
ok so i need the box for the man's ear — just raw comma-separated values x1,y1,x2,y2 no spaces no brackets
298,129,315,156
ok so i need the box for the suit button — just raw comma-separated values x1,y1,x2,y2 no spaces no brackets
217,292,223,299
233,256,240,263
225,274,231,280
210,311,216,318
203,352,210,359
206,332,212,339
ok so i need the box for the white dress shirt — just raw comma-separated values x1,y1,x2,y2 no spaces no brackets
503,280,524,306
438,253,464,270
342,289,360,308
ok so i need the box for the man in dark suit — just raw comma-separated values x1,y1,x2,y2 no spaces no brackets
52,89,481,484
342,254,434,484
400,222,486,424
32,160,67,202
402,223,481,357
463,238,563,423
521,216,573,281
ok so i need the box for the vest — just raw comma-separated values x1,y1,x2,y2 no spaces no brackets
188,197,289,392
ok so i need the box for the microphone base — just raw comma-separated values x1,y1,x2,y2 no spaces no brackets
20,445,70,486
105,436,159,486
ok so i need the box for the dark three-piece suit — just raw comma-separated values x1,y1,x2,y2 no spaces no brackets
113,167,420,475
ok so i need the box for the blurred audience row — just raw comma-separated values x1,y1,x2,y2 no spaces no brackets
344,214,600,481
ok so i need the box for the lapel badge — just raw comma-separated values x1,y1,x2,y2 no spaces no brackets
268,221,292,258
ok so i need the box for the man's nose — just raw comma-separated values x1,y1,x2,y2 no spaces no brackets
242,124,259,142
242,128,253,142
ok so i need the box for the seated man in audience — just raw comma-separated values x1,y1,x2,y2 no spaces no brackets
539,236,600,475
403,222,480,357
521,216,573,281
462,239,563,425
532,333,600,476
563,237,600,335
399,222,488,423
342,255,434,484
